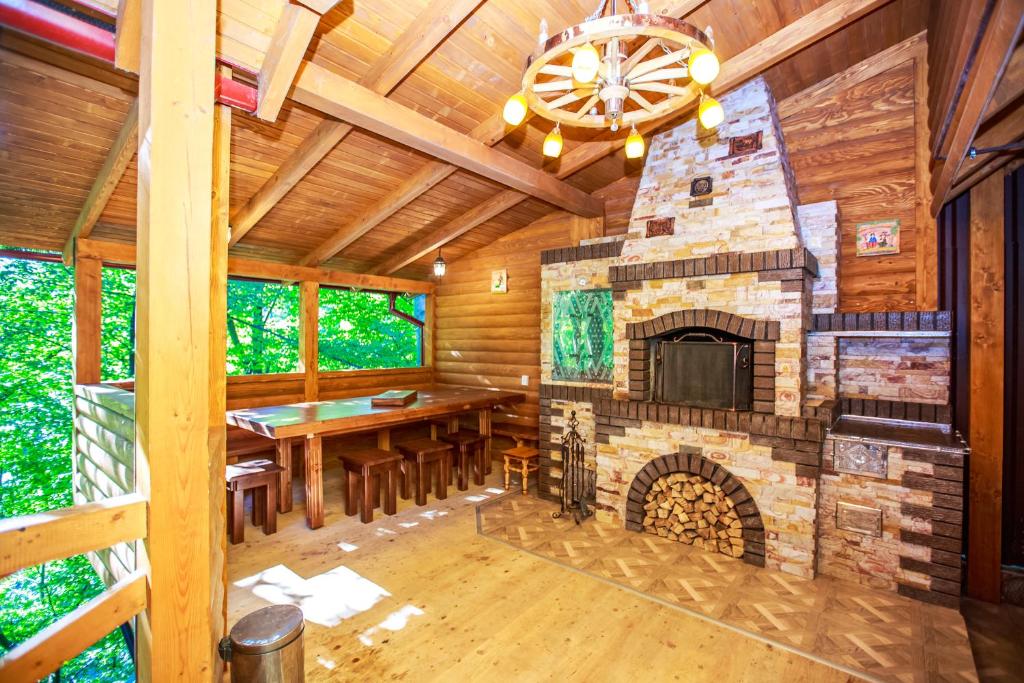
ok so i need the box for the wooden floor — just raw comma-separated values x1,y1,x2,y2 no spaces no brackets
479,497,979,683
227,462,855,681
961,598,1024,682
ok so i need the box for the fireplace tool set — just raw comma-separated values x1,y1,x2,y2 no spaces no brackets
554,410,596,524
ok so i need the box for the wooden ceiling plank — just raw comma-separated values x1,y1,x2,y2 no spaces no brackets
372,189,525,274
930,0,1024,214
294,0,341,14
256,3,320,121
374,0,898,275
288,66,604,214
298,0,709,268
61,98,139,264
228,0,487,245
951,98,1024,196
114,0,140,73
980,43,1024,127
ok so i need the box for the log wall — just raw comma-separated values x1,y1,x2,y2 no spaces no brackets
434,212,585,434
73,384,136,587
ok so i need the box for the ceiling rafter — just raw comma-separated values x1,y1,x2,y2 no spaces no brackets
297,0,708,268
288,65,605,215
256,3,321,121
61,98,139,264
371,0,896,276
228,0,487,246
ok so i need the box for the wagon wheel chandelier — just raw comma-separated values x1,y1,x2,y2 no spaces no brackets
502,0,724,160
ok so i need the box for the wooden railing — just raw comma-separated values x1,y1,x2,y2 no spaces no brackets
0,495,148,682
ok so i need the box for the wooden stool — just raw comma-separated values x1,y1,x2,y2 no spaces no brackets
226,459,285,544
440,431,487,489
339,448,403,523
395,438,453,506
502,447,540,496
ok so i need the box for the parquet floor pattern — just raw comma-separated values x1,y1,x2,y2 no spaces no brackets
478,495,978,683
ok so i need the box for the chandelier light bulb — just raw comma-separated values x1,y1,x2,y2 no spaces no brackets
543,124,563,158
502,93,528,126
433,250,447,277
571,42,601,83
688,48,720,85
698,94,725,129
625,125,645,159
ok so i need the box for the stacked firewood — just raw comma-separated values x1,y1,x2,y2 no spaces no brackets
642,473,744,558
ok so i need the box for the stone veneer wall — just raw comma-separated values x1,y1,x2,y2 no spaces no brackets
818,438,966,607
837,338,951,405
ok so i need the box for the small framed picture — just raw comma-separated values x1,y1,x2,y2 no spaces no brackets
491,269,507,294
856,219,900,256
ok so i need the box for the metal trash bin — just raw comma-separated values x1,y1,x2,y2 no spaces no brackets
220,604,305,682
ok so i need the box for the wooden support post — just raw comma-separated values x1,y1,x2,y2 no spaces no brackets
478,408,492,474
208,64,231,676
968,172,1005,602
913,42,938,310
73,255,102,384
133,0,217,676
299,281,319,402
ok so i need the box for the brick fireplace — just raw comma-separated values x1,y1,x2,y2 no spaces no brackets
537,76,967,604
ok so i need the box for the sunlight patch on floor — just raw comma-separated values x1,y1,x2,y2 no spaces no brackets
234,564,389,627
357,604,425,646
485,487,505,494
465,494,489,502
337,542,358,552
420,509,448,519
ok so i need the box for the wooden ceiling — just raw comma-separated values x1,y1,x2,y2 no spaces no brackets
0,0,930,279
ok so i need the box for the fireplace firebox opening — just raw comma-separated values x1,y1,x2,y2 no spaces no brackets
651,327,753,411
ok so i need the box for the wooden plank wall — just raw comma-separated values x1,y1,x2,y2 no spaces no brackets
434,212,583,432
780,35,936,312
72,385,136,587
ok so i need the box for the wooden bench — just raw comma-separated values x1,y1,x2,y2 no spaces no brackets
439,431,487,489
226,427,275,464
396,438,453,506
492,422,539,447
339,448,403,524
226,459,284,543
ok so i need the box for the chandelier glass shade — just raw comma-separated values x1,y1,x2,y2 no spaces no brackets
503,5,722,160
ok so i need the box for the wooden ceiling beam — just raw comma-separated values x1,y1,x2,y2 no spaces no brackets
61,98,139,264
372,0,893,275
75,238,433,294
950,97,1024,197
930,0,1024,214
114,0,140,73
298,0,706,268
228,0,486,245
294,0,341,14
256,3,320,121
288,67,604,215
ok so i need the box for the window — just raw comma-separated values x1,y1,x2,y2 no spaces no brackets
226,278,299,375
101,266,136,381
318,289,425,371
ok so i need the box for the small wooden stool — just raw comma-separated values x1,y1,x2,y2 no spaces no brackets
227,459,284,544
339,448,403,523
440,430,487,489
395,438,453,506
502,447,540,496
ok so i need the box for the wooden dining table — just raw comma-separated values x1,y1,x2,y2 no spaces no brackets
226,385,526,529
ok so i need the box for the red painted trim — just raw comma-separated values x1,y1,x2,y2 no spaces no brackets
0,0,258,113
215,74,258,111
0,0,114,62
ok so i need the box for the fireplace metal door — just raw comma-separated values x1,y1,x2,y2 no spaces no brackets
653,334,752,410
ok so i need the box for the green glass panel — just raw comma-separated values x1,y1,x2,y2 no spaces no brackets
552,289,613,383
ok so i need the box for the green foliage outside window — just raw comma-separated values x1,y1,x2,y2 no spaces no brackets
0,255,134,681
102,267,136,382
226,278,300,375
318,289,424,371
552,288,614,383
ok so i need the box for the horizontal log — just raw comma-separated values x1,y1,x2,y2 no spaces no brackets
0,494,146,577
0,571,147,682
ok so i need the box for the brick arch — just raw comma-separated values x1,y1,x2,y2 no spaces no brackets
626,308,780,342
624,449,766,567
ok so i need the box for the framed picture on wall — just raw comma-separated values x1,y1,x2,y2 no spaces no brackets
855,218,900,257
491,269,507,294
